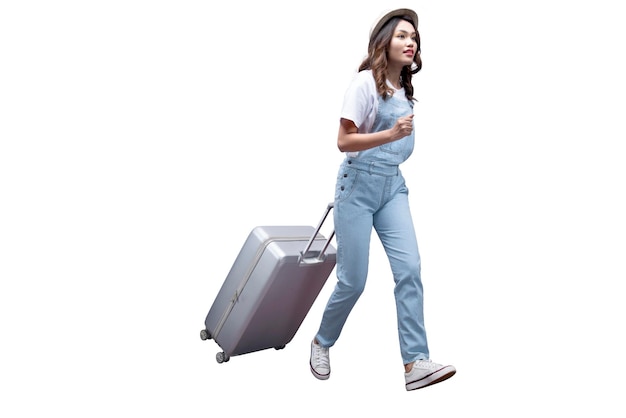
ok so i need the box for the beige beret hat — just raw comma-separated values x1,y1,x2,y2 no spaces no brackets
369,8,419,44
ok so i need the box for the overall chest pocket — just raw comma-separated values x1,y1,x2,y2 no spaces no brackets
376,98,414,156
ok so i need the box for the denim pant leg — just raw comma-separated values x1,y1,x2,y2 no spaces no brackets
374,177,429,364
315,170,379,348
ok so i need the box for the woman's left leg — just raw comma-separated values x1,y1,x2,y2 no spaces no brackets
374,177,429,365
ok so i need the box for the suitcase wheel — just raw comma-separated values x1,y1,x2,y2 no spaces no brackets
274,345,286,350
200,329,211,341
216,352,230,364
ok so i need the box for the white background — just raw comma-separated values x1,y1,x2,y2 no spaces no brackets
1,0,625,416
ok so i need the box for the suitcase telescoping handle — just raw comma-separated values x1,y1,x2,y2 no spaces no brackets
300,202,335,265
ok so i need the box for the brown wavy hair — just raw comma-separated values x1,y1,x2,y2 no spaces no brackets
358,15,421,101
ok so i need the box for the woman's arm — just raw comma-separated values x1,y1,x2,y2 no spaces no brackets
337,114,415,153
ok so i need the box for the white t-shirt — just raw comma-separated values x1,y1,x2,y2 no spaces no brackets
340,69,404,157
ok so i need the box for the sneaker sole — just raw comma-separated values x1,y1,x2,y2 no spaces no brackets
405,366,456,391
310,363,330,380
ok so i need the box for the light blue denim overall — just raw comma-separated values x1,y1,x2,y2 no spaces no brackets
315,92,429,365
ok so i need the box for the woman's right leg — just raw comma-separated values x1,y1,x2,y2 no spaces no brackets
315,163,382,347
314,196,373,347
311,166,380,380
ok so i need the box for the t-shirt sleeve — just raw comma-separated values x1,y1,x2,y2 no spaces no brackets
339,71,377,133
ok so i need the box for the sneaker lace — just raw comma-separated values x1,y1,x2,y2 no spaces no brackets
313,345,329,369
415,360,440,370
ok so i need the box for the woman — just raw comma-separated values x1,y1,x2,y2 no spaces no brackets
309,8,456,391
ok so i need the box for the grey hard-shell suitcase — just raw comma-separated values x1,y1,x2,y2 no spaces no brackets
200,203,336,364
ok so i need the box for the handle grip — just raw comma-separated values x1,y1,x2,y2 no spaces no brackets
300,202,335,264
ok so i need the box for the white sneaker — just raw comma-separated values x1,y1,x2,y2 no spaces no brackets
309,340,330,380
405,360,456,391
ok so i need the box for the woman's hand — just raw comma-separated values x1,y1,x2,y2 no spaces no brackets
390,114,414,141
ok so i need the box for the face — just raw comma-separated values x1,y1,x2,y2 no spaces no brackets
387,19,417,68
